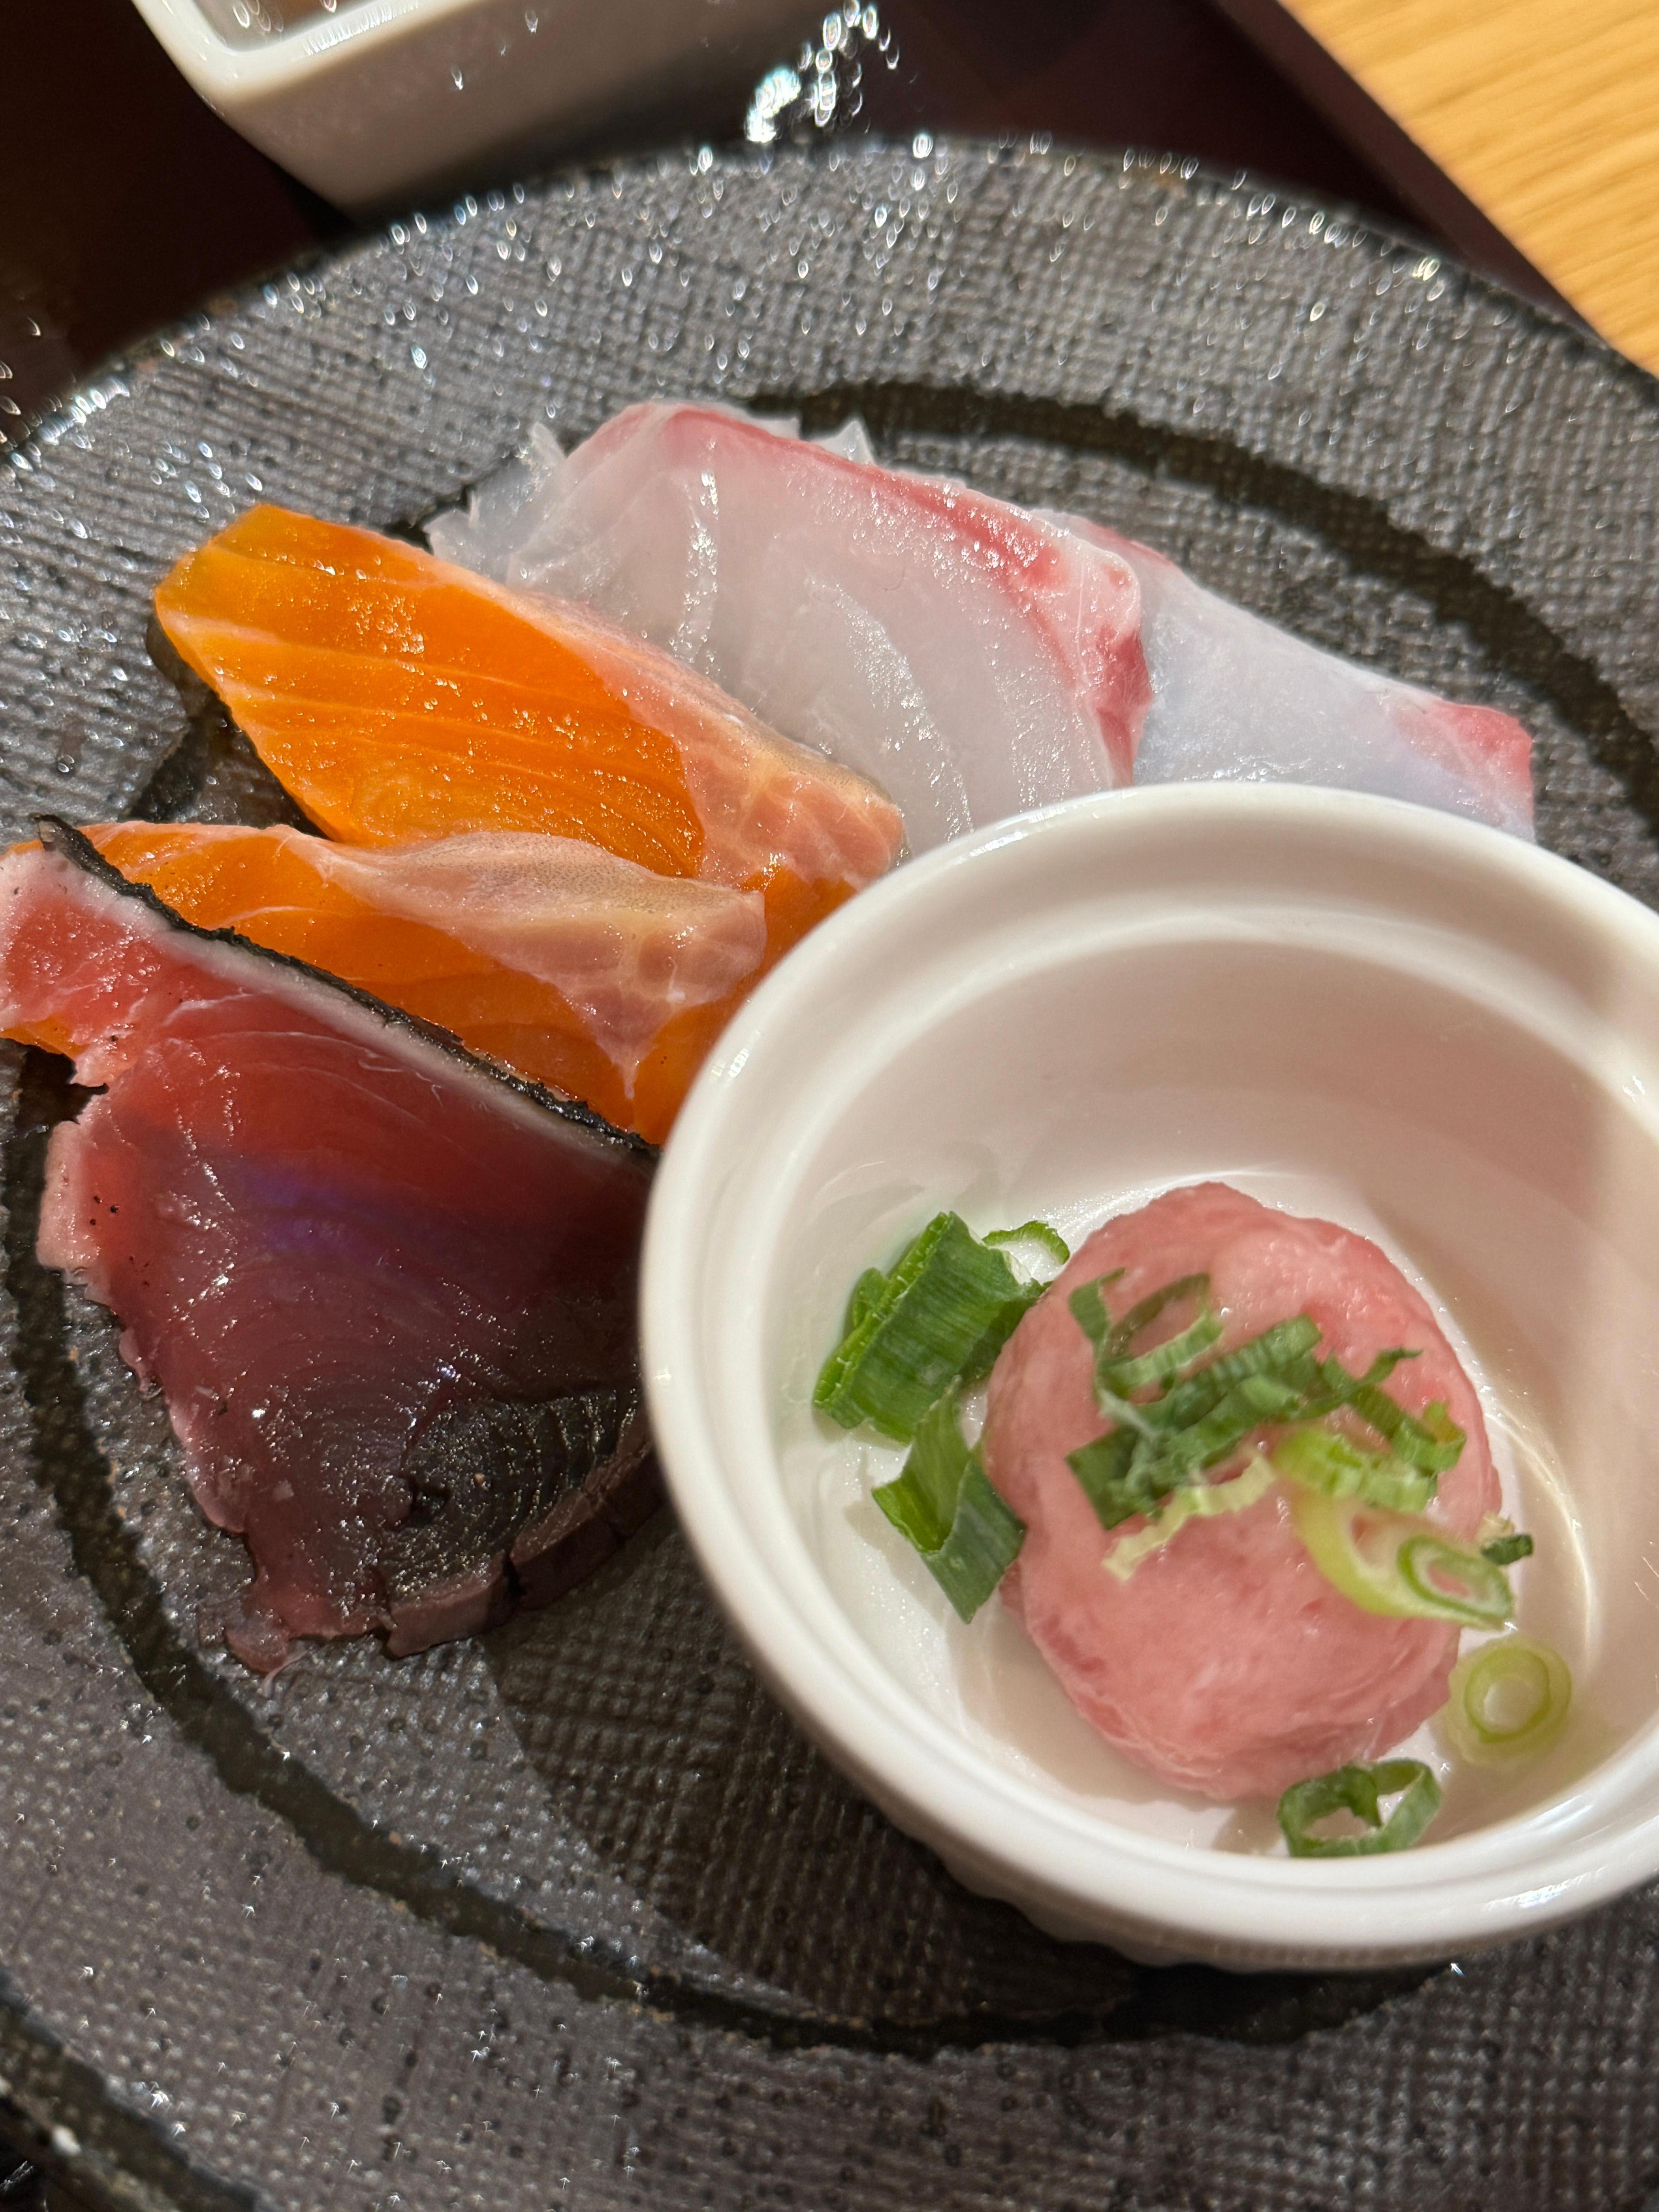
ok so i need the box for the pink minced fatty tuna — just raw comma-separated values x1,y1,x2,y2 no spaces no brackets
980,1183,1499,1802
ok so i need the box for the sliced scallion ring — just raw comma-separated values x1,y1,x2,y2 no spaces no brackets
1278,1759,1442,1856
1443,1635,1572,1765
1398,1535,1514,1628
1290,1490,1515,1628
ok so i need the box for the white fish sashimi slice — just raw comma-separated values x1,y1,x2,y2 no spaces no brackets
431,402,1151,853
1056,515,1535,838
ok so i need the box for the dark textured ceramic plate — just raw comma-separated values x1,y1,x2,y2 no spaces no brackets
3,138,1659,2212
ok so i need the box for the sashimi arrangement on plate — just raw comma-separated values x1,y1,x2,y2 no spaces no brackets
3,397,1552,1851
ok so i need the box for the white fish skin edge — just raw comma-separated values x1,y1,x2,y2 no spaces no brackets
430,402,1150,854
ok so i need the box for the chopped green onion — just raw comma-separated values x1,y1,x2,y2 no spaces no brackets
814,1212,1042,1441
1067,1370,1304,1529
1143,1316,1323,1436
845,1267,888,1336
1283,1350,1430,1440
1151,1370,1304,1472
1278,1759,1442,1856
1096,1304,1223,1395
1061,1270,1468,1549
1071,1270,1221,1402
1442,1635,1571,1765
1065,1427,1147,1528
984,1219,1071,1269
1067,1273,1124,1353
1271,1424,1436,1515
871,1392,1025,1621
1290,1490,1515,1628
1085,1386,1166,1444
1346,1384,1465,1473
1481,1532,1535,1566
1398,1535,1515,1628
1104,1273,1211,1358
1104,1457,1280,1581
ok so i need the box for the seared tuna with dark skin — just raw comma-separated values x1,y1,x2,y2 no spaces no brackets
0,820,655,1670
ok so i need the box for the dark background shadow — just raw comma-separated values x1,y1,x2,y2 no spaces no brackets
1,0,1464,437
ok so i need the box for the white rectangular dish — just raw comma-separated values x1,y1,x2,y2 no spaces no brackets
132,0,815,208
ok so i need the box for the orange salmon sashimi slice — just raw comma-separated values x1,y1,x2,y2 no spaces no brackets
82,821,768,1146
152,504,907,961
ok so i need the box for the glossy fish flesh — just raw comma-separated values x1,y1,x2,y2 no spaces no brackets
83,821,768,1144
151,502,906,966
980,1182,1499,1802
432,404,1534,839
428,402,1152,851
1056,517,1534,837
0,822,656,1669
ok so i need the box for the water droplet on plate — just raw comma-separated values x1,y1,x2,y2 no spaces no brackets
743,4,890,147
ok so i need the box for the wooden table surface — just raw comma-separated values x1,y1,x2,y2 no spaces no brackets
1278,0,1659,373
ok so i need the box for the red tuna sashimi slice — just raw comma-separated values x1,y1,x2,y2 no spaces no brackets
0,823,655,1670
428,402,1151,852
1056,516,1534,837
980,1182,1499,1802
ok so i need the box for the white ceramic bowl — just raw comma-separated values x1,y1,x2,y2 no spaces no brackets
641,785,1659,1968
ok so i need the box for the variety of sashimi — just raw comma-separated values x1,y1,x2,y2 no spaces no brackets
1054,516,1535,838
81,821,768,1145
9,394,1546,1725
433,404,1537,840
980,1183,1500,1800
428,402,1152,850
152,502,906,963
0,823,654,1669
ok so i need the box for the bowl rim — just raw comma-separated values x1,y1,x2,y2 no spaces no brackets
641,784,1659,1961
